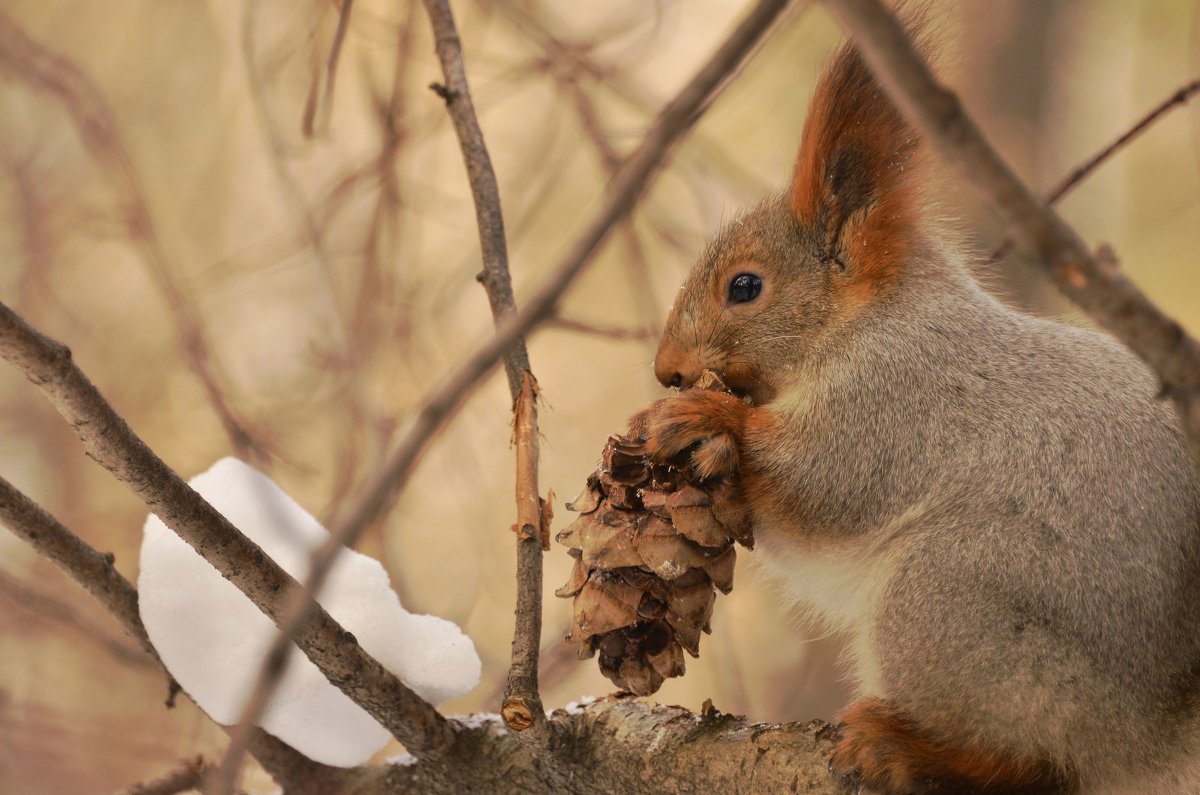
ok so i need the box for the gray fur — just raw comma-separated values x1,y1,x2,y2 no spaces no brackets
659,199,1200,790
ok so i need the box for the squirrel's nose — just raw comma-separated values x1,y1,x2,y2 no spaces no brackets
654,347,701,390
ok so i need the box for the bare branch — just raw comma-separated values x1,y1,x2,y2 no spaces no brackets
307,0,356,137
215,0,534,755
423,0,529,391
213,0,791,770
0,568,154,668
502,370,548,732
990,78,1200,262
545,316,657,341
420,0,549,736
555,74,663,341
0,474,159,665
820,0,1200,471
240,0,352,359
0,300,454,760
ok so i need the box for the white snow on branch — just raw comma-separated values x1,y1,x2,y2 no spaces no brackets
138,457,480,767
564,695,597,716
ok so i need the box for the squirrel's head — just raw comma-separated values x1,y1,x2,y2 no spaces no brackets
654,41,925,404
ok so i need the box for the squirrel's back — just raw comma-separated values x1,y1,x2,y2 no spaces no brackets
753,244,1200,790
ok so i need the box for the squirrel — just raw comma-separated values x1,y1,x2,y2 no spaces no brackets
635,33,1200,795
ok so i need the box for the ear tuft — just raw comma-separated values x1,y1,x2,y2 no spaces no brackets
790,35,926,289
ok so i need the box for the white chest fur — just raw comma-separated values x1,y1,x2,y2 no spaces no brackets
750,526,908,696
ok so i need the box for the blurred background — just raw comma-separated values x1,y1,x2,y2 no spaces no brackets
0,0,1197,791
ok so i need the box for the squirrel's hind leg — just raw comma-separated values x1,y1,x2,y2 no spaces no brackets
829,696,1074,795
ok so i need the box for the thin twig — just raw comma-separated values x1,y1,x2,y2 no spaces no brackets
544,316,656,341
556,75,663,342
502,371,548,732
821,0,1200,473
0,568,154,668
241,0,352,359
0,301,454,763
0,9,267,462
989,78,1200,262
488,0,773,197
420,0,548,737
424,0,530,392
308,0,356,137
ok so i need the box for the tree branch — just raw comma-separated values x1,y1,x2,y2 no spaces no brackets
544,316,657,341
0,473,158,665
0,301,453,760
0,565,154,669
305,0,356,138
292,698,844,794
420,0,549,736
820,0,1200,472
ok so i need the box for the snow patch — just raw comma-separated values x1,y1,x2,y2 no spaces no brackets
137,457,481,767
453,712,507,732
384,753,418,767
564,695,597,716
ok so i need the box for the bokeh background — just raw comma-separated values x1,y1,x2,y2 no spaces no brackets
1,0,1197,791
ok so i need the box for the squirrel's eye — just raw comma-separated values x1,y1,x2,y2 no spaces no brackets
727,273,763,304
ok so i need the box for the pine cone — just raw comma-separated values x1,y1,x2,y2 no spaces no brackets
556,373,753,696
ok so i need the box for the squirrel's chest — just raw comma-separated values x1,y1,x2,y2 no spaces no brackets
751,527,907,695
752,532,894,626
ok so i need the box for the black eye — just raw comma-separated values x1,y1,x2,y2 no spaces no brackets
727,273,762,304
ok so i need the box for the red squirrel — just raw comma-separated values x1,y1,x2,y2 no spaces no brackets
637,36,1200,795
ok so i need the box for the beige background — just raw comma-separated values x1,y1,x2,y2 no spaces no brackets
0,0,1197,791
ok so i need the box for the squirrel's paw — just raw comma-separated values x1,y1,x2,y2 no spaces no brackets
828,697,1068,795
638,389,750,481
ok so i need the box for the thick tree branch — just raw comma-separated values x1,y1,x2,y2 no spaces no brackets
298,698,844,794
0,301,453,760
821,0,1200,471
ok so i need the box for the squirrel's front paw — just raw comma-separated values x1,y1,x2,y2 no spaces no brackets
639,390,750,481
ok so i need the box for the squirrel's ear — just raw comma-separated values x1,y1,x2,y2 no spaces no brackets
789,41,924,286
